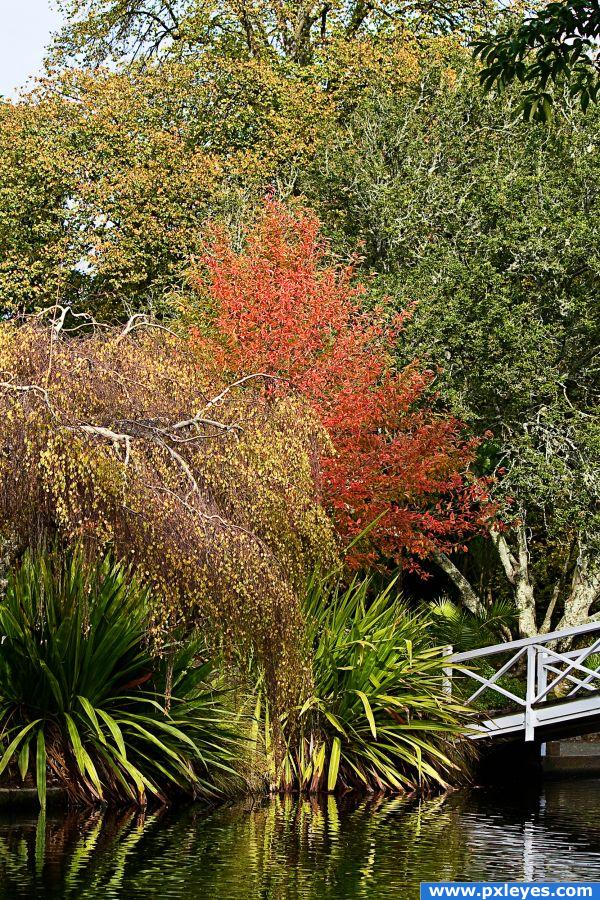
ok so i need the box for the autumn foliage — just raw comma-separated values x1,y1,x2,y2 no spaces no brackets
0,320,336,711
190,201,489,567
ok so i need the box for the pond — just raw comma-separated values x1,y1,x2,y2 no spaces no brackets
0,778,599,899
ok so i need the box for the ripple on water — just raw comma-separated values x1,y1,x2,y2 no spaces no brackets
0,778,599,899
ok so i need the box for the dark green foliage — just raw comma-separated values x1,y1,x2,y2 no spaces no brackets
473,1,600,120
301,51,600,627
429,597,517,654
0,548,243,807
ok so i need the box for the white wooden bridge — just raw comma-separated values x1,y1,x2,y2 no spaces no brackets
447,621,600,742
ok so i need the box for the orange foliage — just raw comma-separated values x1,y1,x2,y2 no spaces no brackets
190,201,490,568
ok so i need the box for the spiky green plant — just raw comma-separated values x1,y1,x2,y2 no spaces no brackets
429,596,517,654
0,548,243,808
275,574,473,794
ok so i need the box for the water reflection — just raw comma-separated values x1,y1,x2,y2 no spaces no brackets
0,780,599,899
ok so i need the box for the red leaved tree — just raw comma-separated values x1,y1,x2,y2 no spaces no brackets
189,200,489,569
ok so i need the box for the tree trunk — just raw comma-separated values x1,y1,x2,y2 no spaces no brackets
491,523,537,638
431,549,485,616
555,539,600,632
433,522,599,643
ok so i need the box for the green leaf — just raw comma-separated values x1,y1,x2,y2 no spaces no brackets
18,740,30,782
64,713,86,777
0,720,40,777
322,710,347,736
581,89,590,112
311,742,326,779
355,690,377,739
116,718,184,762
96,709,126,758
39,661,64,710
82,747,104,799
327,737,341,792
112,750,148,801
299,695,320,716
78,696,106,745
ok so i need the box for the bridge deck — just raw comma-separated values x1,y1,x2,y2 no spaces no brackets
469,694,600,741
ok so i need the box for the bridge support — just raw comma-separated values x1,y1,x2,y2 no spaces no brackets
475,736,544,785
525,645,537,741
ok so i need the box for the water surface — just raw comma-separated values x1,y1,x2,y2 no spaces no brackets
0,778,599,898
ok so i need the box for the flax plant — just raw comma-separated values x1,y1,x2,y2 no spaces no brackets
0,548,243,808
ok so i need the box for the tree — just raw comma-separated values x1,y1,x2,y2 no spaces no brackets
3,26,598,635
187,200,490,570
473,0,600,120
0,32,438,320
0,57,332,319
0,315,337,711
52,0,494,67
298,44,600,635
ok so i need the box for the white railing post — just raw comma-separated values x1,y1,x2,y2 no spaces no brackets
537,648,548,757
442,645,453,695
536,648,548,699
525,644,537,741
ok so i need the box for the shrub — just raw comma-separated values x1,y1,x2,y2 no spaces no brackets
0,547,243,807
429,597,517,654
271,573,473,794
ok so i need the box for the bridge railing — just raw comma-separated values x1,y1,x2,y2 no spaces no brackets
447,620,600,740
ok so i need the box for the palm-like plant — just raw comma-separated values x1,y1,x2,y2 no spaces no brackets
277,574,473,794
0,548,243,808
429,596,516,654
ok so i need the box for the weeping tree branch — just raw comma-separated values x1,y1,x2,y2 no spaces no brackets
0,317,335,714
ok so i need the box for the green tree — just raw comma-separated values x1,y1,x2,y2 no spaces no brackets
299,45,600,636
51,0,494,67
0,56,332,319
0,30,436,320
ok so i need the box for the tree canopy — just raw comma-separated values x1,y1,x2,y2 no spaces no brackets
52,0,494,67
297,47,600,633
187,200,490,568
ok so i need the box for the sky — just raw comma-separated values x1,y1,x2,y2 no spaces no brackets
0,1,64,97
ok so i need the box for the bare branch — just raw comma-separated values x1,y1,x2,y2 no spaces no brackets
203,372,284,412
76,424,132,466
116,313,182,343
